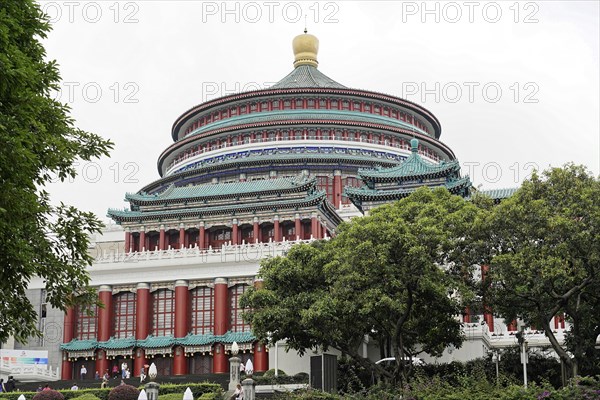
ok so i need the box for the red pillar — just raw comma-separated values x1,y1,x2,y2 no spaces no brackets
174,280,189,375
507,320,517,331
253,342,268,373
274,217,280,242
213,278,229,373
481,265,494,332
232,219,239,245
294,214,301,241
179,226,185,249
124,230,131,253
333,171,342,208
463,306,471,323
253,219,259,243
61,306,75,379
134,283,150,376
311,215,318,239
199,223,205,249
139,229,146,252
159,226,165,251
96,285,112,375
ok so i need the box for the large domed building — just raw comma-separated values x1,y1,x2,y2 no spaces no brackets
10,33,561,385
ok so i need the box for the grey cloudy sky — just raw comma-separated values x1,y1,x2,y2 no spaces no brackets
40,0,599,223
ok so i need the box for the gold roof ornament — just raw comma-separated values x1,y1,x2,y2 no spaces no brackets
292,29,319,68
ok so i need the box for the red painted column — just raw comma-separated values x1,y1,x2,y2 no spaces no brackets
159,225,165,251
295,214,301,241
61,306,75,379
333,171,342,209
134,283,150,376
139,229,146,252
463,306,471,323
481,265,494,332
253,342,268,373
253,219,259,243
179,225,185,249
174,280,189,375
213,278,229,374
311,214,318,239
507,320,517,331
96,285,113,375
124,230,131,253
232,219,239,245
199,223,205,249
273,216,280,242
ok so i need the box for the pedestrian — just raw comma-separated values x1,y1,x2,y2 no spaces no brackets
101,374,109,389
121,361,127,379
139,367,146,383
5,377,16,392
71,383,79,391
42,384,51,391
112,364,119,379
0,378,5,393
80,365,87,380
95,370,100,380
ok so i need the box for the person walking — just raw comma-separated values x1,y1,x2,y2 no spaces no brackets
80,365,87,380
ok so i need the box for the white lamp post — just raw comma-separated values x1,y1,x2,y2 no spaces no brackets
137,390,148,400
229,341,242,391
145,363,160,400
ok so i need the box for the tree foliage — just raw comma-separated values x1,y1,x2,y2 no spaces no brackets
0,0,113,342
242,187,482,384
484,164,600,377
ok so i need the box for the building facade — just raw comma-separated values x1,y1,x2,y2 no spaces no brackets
11,32,569,382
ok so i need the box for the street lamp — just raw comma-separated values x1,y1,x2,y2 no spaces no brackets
515,331,528,388
491,351,501,386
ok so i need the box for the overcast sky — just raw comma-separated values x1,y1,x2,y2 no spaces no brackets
39,0,599,224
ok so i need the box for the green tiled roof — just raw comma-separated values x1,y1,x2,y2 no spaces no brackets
476,188,518,201
177,333,214,346
358,138,459,181
216,331,255,344
60,339,97,351
126,177,315,204
270,65,347,89
98,337,136,349
61,332,257,352
344,177,472,200
108,190,326,222
137,335,176,349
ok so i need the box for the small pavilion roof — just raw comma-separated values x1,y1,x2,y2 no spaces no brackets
126,176,315,205
358,138,459,182
270,65,347,89
344,177,472,201
473,187,518,202
60,339,97,351
98,337,136,350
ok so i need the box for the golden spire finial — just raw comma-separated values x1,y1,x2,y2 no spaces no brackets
292,30,319,68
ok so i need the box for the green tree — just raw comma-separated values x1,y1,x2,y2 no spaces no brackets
484,164,600,377
0,1,113,342
242,187,482,385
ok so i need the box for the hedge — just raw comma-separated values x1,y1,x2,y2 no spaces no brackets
0,383,221,400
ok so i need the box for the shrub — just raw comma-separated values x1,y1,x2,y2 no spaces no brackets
155,383,221,398
157,394,182,400
262,369,287,377
108,385,139,400
71,395,101,400
33,390,65,400
33,389,65,400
